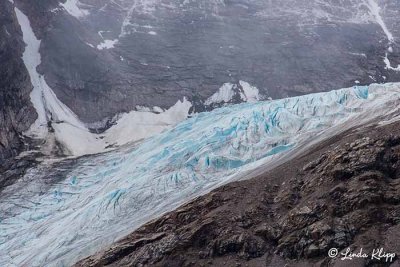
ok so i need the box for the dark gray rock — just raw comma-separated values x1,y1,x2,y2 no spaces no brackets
0,1,36,163
13,0,400,124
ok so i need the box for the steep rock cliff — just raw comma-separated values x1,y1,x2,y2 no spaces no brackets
0,1,36,162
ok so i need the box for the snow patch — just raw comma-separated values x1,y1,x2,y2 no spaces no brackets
148,31,157,35
384,53,400,72
60,0,89,18
97,39,118,50
349,52,367,58
15,7,104,156
85,42,94,48
103,98,192,147
239,80,261,103
364,0,399,72
364,0,394,42
15,7,191,156
205,83,235,105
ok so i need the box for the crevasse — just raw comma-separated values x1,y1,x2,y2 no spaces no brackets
1,82,400,266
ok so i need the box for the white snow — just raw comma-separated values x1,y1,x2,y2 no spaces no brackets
205,81,262,105
60,0,89,18
97,39,118,50
98,30,110,39
364,0,394,42
363,0,400,72
148,31,157,35
384,53,400,72
349,52,367,58
85,42,95,48
205,83,235,105
15,7,191,156
103,98,192,147
239,80,261,102
15,7,105,156
119,0,158,38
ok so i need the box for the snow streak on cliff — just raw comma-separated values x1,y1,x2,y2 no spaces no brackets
15,6,191,156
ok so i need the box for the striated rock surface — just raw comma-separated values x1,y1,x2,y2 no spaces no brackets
3,0,400,160
76,120,400,267
0,0,36,162
8,0,400,124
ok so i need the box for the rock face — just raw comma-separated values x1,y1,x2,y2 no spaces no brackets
75,121,400,267
10,0,400,124
3,0,400,160
0,1,36,162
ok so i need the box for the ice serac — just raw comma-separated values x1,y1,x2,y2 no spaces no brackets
1,83,400,266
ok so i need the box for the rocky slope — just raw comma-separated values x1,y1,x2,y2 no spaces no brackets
0,0,36,162
10,0,400,124
76,120,400,267
3,0,400,160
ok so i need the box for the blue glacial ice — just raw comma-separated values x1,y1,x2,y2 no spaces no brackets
1,83,400,266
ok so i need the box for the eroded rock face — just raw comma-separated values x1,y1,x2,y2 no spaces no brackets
0,1,36,162
75,121,400,267
3,0,400,159
11,0,400,124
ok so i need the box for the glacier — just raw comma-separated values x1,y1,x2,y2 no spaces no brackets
1,82,400,266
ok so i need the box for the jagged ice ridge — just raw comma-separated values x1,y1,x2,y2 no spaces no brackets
1,83,400,266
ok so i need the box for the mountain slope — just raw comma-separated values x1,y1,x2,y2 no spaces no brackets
3,0,400,161
11,0,400,125
1,83,400,266
75,116,400,267
2,1,400,266
0,0,36,161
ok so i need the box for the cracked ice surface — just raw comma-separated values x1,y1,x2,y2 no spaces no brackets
2,84,400,266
